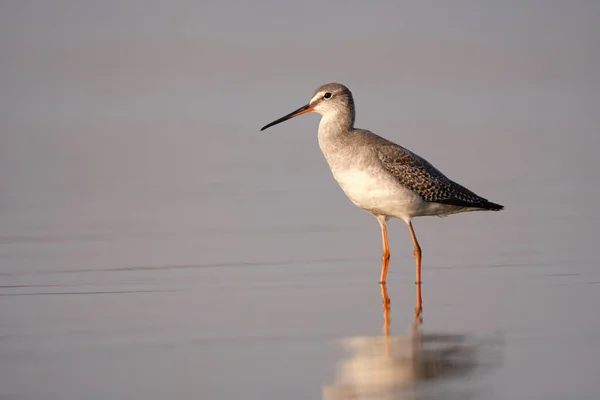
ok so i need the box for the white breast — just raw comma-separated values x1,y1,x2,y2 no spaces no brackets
317,120,424,222
331,168,423,222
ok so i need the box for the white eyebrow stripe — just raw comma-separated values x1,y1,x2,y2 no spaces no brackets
309,92,324,104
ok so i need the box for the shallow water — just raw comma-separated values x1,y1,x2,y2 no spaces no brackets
1,2,600,399
1,170,599,399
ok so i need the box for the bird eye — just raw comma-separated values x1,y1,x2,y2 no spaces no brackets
323,92,332,99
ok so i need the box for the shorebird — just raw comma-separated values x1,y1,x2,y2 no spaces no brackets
260,83,503,286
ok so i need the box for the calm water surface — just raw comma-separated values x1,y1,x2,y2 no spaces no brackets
1,161,599,399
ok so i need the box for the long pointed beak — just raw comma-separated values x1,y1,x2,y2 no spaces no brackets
260,104,314,131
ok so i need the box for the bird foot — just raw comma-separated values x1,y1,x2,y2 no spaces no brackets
414,307,423,320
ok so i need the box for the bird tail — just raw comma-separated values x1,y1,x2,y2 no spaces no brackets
437,198,504,211
479,201,504,211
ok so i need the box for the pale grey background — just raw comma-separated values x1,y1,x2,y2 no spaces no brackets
1,1,599,399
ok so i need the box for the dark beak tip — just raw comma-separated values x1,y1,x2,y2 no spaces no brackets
260,103,311,132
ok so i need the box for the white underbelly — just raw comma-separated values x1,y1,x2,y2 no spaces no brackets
332,168,423,221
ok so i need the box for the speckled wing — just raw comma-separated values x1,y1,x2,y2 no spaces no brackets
376,143,500,209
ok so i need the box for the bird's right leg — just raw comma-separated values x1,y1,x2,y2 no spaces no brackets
378,217,390,283
380,283,391,336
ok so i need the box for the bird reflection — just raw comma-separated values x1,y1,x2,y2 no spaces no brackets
323,283,488,400
382,282,422,336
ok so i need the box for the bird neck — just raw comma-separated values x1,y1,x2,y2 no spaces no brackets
318,108,355,139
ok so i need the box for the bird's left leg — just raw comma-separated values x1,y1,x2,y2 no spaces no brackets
407,221,423,316
407,221,422,284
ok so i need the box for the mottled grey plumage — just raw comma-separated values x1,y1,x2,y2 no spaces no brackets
373,136,502,210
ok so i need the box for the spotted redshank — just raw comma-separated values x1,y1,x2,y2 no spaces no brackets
260,83,503,291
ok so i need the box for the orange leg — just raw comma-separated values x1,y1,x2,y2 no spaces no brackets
379,220,391,283
407,221,422,284
407,221,423,318
380,283,391,336
414,278,423,321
